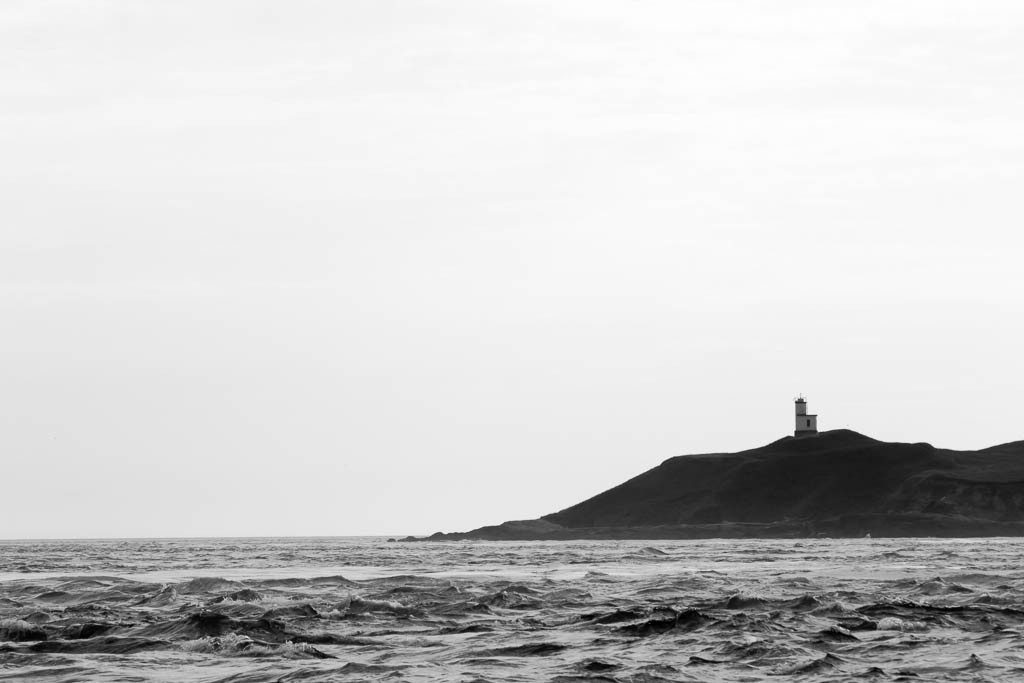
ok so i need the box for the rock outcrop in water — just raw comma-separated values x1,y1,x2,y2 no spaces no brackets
423,430,1024,540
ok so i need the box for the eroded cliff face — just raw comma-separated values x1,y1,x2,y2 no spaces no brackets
422,430,1024,540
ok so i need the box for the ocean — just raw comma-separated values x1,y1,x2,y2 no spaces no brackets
2,536,1023,681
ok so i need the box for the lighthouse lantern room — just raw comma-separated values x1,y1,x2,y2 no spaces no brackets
794,396,818,437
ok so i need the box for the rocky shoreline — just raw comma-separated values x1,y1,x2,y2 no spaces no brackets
407,514,1024,541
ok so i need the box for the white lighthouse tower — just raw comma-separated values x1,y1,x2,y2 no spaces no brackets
794,396,818,437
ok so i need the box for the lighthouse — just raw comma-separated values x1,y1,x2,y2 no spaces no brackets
794,396,818,437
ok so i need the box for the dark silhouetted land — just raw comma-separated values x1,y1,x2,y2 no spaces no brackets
416,430,1024,540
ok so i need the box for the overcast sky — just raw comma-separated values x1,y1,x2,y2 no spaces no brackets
2,1,1022,538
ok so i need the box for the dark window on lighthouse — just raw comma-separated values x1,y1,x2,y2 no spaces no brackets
806,419,811,427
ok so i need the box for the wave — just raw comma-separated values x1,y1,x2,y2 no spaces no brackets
180,634,333,659
6,538,1024,681
0,619,46,642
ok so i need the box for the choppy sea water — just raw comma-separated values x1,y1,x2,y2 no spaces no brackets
2,538,1024,682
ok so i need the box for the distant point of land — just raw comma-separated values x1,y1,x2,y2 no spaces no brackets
409,430,1024,541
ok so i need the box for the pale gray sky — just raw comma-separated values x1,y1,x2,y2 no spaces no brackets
2,1,1022,538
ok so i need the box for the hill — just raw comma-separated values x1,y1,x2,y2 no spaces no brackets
418,430,1024,540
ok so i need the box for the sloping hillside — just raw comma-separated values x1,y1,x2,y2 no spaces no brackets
420,430,1024,540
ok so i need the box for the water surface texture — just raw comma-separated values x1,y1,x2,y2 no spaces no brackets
2,537,1023,681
